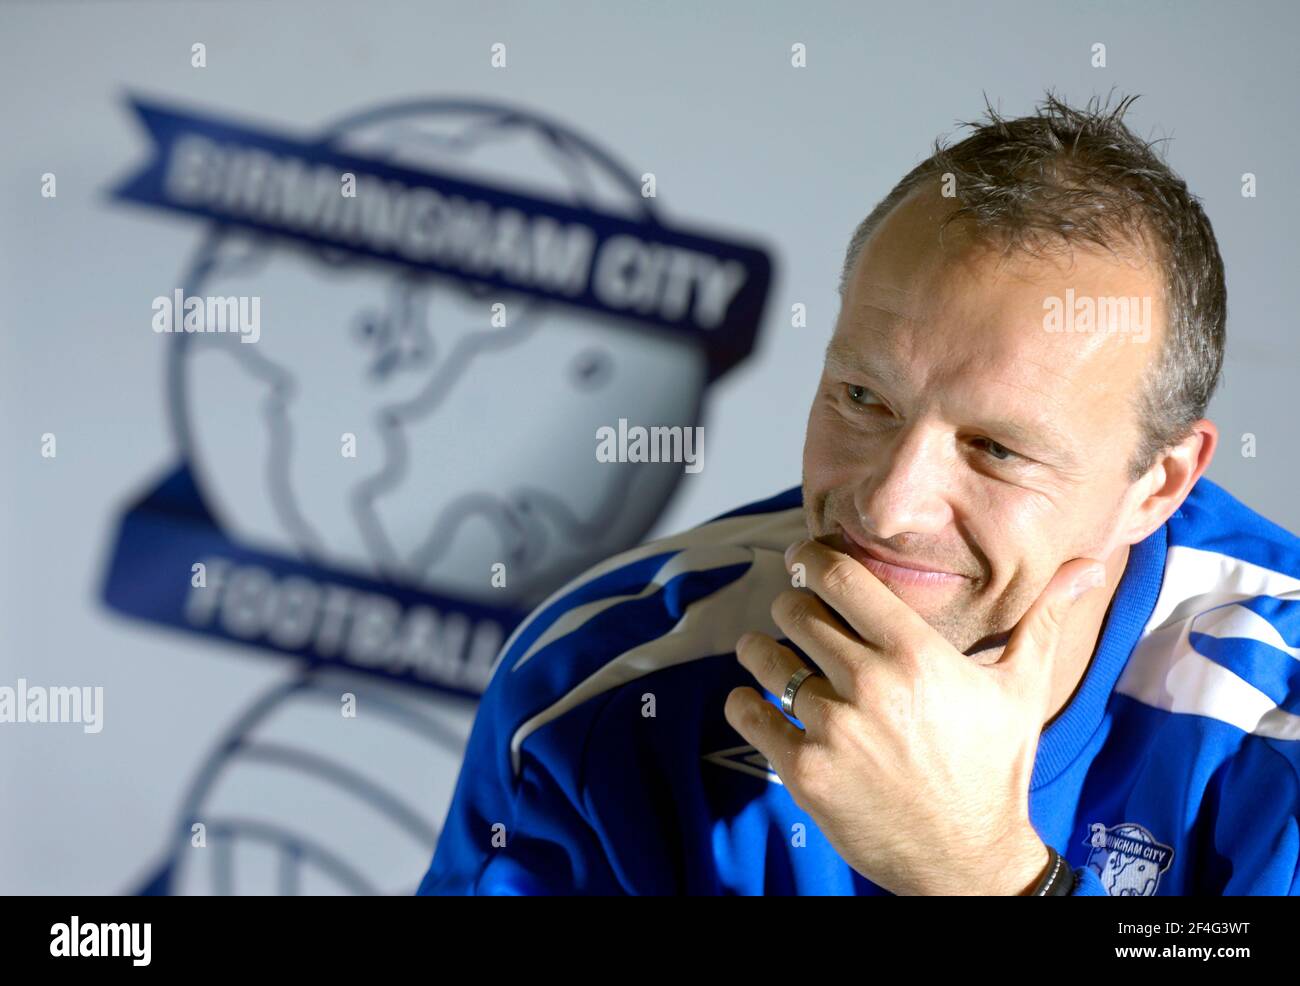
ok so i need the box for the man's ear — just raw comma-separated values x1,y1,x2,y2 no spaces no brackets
1120,419,1218,545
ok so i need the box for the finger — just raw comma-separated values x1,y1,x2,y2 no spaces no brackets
785,538,937,655
723,685,807,779
1000,557,1106,693
767,589,864,697
735,631,836,727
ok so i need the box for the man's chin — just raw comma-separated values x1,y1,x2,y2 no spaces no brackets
916,625,1008,665
859,568,1007,660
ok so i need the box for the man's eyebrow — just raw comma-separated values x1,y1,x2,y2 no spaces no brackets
822,340,906,387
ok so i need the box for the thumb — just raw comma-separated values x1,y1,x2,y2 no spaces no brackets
1001,557,1107,680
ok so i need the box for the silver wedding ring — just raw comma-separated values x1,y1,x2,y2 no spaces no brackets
782,664,821,717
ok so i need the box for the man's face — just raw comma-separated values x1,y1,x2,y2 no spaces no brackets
802,187,1165,655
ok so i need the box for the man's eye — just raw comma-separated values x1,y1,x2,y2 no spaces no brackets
974,437,1016,461
844,384,887,408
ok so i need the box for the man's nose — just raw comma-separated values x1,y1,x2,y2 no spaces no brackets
854,423,954,540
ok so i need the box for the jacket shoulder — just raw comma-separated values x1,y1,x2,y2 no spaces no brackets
1118,478,1300,747
481,485,806,775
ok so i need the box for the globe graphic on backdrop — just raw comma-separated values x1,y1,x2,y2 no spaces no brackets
171,101,709,611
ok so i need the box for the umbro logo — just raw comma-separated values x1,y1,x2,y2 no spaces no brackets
702,744,782,784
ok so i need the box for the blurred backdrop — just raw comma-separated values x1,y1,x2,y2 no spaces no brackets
2,0,1298,894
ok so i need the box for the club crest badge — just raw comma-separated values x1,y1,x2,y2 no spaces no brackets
101,94,774,698
1084,821,1175,896
100,94,774,893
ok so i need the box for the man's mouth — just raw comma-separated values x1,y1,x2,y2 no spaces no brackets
834,524,970,588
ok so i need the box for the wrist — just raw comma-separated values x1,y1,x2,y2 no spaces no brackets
1023,843,1077,895
1002,833,1054,896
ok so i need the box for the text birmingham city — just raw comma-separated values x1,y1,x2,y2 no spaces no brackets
162,134,749,332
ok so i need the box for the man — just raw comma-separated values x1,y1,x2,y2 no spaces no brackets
417,94,1300,895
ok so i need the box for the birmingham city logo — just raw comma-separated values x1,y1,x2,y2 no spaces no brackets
99,95,774,700
1084,821,1175,896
